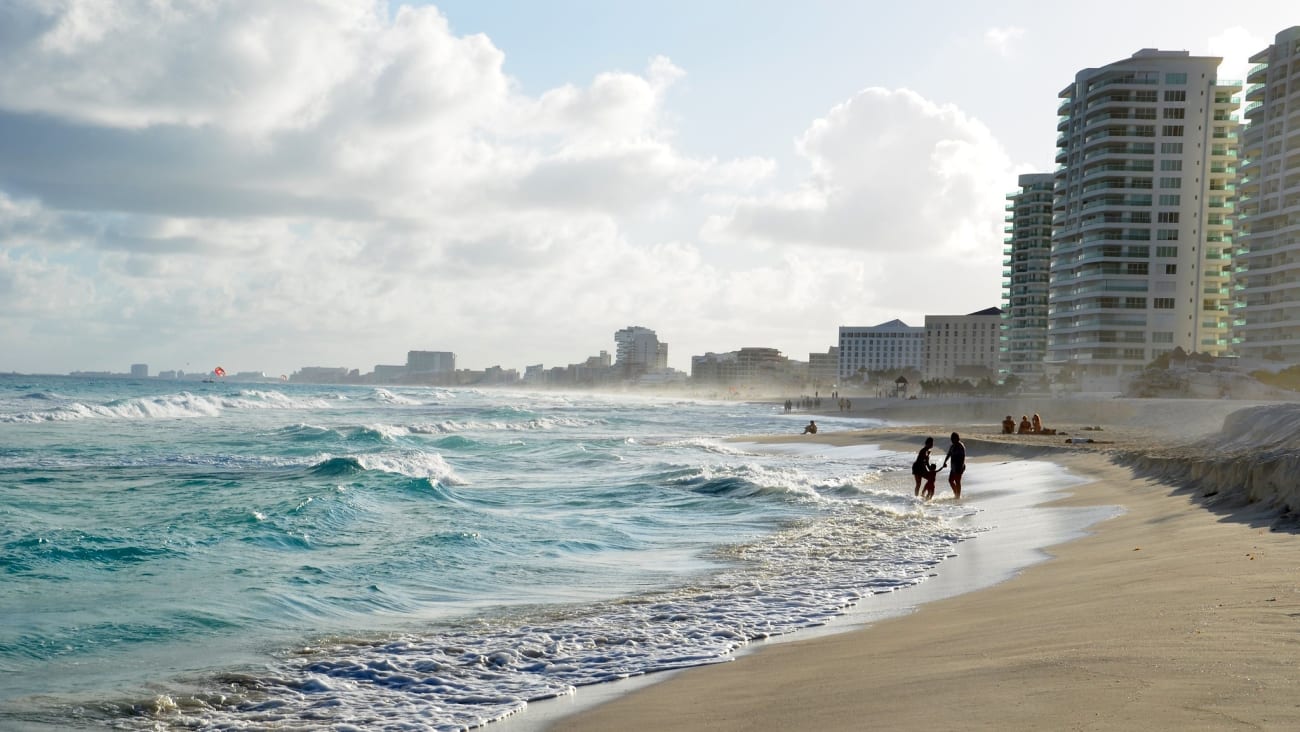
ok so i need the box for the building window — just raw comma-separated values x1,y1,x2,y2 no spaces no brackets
1160,159,1183,171
1160,177,1182,188
1156,246,1178,257
1153,331,1174,343
1154,298,1175,309
1162,107,1186,119
1160,142,1183,154
1164,90,1187,102
1157,211,1180,223
1165,264,1177,274
1157,229,1180,240
1162,125,1184,136
1165,72,1188,84
1159,194,1181,206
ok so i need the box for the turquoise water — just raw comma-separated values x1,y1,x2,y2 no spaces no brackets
0,376,976,730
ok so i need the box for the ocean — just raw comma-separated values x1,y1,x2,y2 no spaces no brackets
1,375,991,731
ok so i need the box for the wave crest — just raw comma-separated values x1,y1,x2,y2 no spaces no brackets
1,389,330,423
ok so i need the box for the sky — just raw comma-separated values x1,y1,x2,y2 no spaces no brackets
1,1,1296,376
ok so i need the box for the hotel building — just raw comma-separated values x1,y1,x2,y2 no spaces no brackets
837,320,924,382
924,308,1003,380
614,326,667,377
1050,49,1240,391
1235,26,1300,361
1002,173,1054,383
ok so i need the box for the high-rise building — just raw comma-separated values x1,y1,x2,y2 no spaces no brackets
924,308,1003,380
130,363,149,378
407,350,456,374
1234,26,1300,361
837,320,924,382
613,326,666,377
1002,174,1054,384
1050,49,1240,391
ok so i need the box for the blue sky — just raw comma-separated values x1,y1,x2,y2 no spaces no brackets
0,1,1296,375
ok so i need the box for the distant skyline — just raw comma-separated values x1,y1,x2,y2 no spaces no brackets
1,1,1296,375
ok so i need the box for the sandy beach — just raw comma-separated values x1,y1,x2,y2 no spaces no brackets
551,397,1300,731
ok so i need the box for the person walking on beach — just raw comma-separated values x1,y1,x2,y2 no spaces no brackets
911,436,934,497
939,431,966,499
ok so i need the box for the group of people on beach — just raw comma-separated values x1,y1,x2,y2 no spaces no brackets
1002,413,1054,435
911,433,966,500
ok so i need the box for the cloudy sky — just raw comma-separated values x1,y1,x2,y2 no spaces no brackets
1,1,1295,376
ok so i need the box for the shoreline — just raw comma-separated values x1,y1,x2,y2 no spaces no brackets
498,440,1118,732
547,400,1300,731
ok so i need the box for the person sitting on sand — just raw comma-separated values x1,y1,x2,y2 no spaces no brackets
1018,415,1032,434
1002,415,1015,434
801,420,817,435
1031,413,1043,433
912,436,934,496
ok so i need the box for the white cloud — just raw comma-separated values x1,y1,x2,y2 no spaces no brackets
706,87,1014,252
1208,26,1267,84
983,26,1026,57
0,2,1014,374
700,87,1016,329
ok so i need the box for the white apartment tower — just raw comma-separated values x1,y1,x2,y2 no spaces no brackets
1050,49,1240,391
925,308,1003,381
1235,26,1300,361
1002,173,1054,383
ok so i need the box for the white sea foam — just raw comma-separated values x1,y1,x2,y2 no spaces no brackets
352,451,465,485
368,388,423,405
407,416,606,434
126,483,967,732
0,389,331,423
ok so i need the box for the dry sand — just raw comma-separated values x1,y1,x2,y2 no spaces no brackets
551,399,1300,731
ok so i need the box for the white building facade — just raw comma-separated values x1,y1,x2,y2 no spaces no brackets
925,308,1003,380
1235,26,1300,361
1050,49,1240,391
1002,174,1054,383
837,320,924,382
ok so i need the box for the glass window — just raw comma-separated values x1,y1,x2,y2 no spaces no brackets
1160,142,1183,154
1162,125,1184,136
1156,246,1178,257
1164,90,1187,102
1154,298,1175,309
1162,107,1185,119
1165,264,1177,274
1159,194,1181,206
1160,159,1183,171
1160,177,1182,188
1165,73,1188,84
